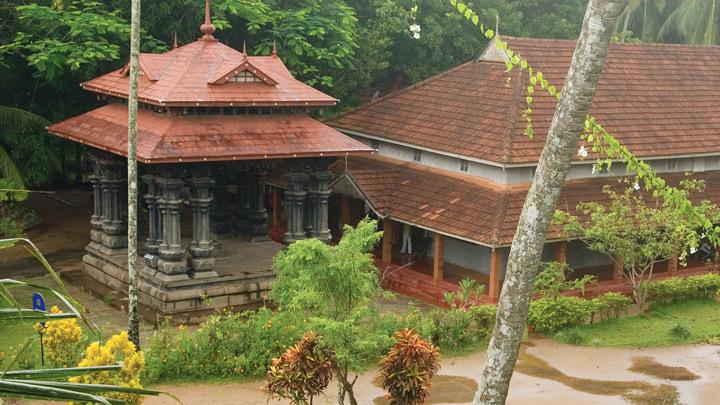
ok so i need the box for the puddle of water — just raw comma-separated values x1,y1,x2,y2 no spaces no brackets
629,356,700,381
515,350,681,405
373,375,477,404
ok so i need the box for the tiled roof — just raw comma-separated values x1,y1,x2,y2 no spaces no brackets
343,155,720,246
329,37,720,164
48,103,372,163
82,38,337,107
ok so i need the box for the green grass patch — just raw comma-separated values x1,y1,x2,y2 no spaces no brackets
558,299,720,347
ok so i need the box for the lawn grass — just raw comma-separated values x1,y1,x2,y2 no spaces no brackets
559,299,720,347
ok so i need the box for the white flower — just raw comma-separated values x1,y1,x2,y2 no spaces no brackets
412,32,420,39
591,164,598,174
690,247,698,254
577,145,588,158
410,24,421,33
633,181,640,191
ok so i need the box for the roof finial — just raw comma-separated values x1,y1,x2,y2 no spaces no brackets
173,32,179,49
243,40,247,54
200,0,216,39
271,40,277,57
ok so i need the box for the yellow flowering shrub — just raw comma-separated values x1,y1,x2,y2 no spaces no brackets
34,306,84,367
70,331,146,405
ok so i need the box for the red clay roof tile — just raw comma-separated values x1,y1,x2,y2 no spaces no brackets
330,37,720,164
48,104,372,163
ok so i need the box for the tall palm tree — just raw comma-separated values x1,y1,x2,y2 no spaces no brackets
127,0,141,348
617,0,666,42
658,0,719,44
0,106,51,190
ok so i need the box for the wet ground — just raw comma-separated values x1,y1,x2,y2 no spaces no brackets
6,191,720,404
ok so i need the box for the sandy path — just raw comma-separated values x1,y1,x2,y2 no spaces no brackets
145,339,720,405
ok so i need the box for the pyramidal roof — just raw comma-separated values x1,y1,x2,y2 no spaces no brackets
82,1,337,107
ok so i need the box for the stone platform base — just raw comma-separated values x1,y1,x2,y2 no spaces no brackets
80,241,280,324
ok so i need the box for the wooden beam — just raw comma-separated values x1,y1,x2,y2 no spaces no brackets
556,241,567,263
433,233,444,282
668,255,678,274
612,256,624,280
382,218,393,263
488,248,502,300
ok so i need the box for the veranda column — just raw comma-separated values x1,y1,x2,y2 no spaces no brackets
188,177,217,275
382,218,394,263
247,169,269,237
141,174,161,269
235,170,251,221
209,167,233,239
156,177,186,275
488,248,502,300
99,159,128,255
433,233,444,282
283,169,309,244
556,241,568,263
308,170,333,242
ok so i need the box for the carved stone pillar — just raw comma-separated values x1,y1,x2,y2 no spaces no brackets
247,169,268,236
88,174,104,247
235,170,251,221
99,159,127,255
308,170,333,242
283,170,309,244
141,174,161,269
156,177,186,275
188,177,216,275
210,174,233,239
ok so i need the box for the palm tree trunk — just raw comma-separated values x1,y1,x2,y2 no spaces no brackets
127,0,141,349
472,0,626,403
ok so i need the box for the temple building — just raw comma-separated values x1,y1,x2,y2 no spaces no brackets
48,1,372,321
328,36,720,305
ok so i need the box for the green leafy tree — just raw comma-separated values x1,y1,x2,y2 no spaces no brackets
271,217,384,405
533,261,597,299
555,181,710,310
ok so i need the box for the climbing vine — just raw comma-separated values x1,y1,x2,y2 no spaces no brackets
447,0,720,248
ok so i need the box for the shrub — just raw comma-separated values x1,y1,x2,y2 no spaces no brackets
645,274,720,305
34,305,85,367
554,327,586,345
264,332,335,405
527,296,591,333
534,262,597,299
430,304,496,349
589,292,632,323
375,329,440,405
144,308,305,383
668,321,692,340
70,331,145,405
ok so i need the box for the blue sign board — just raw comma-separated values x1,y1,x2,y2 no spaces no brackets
32,292,46,312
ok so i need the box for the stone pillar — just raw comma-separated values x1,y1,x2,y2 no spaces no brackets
271,187,281,228
99,159,127,255
247,169,269,237
156,177,186,275
88,174,104,248
188,177,216,275
283,170,309,244
141,174,161,269
308,170,333,242
236,170,251,221
488,248,502,300
210,174,234,239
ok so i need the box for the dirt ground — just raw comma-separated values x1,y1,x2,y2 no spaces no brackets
5,191,720,404
143,339,720,405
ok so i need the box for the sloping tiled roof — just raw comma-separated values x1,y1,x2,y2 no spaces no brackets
330,37,720,164
343,155,720,246
82,38,337,107
48,104,372,163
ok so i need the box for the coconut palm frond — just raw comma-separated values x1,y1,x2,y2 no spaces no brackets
0,106,51,133
658,0,718,44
